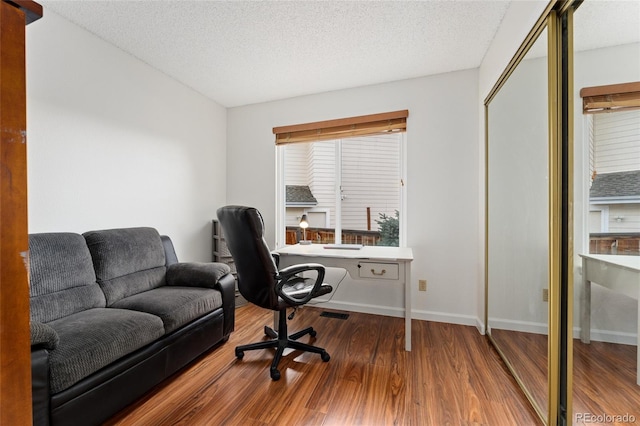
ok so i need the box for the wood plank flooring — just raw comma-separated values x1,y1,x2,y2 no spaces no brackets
490,329,640,425
490,329,548,417
573,338,639,421
104,305,541,426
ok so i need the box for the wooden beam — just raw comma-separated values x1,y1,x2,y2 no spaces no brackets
5,0,43,24
0,1,41,424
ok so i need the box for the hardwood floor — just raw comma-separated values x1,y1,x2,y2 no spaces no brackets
105,305,541,426
573,339,639,424
489,330,640,425
490,329,548,417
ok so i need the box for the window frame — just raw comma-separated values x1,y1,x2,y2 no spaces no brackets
275,132,407,248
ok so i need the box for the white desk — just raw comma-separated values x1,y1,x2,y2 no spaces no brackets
579,254,640,385
274,244,414,351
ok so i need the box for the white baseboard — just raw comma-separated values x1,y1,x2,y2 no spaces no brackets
484,319,637,345
308,300,405,318
411,308,478,327
572,327,637,346
307,300,479,328
487,318,548,335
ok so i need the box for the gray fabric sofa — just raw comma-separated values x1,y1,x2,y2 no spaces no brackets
29,227,235,426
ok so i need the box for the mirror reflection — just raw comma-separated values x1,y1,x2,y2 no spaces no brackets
572,0,640,423
487,26,549,421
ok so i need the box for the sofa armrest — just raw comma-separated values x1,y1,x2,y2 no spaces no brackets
216,273,236,337
166,262,235,337
166,262,231,288
31,321,59,350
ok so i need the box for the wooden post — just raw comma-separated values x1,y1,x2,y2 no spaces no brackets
0,1,42,424
366,207,371,231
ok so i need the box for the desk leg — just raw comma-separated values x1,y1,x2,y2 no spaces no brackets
405,262,412,351
580,259,591,344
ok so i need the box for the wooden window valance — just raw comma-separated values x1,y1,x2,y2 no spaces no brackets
273,110,408,145
580,81,640,114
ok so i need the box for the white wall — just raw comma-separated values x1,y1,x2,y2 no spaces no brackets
227,70,480,325
26,10,227,262
487,52,549,335
477,0,551,332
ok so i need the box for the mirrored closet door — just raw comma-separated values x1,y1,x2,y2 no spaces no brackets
487,1,640,424
485,15,553,424
571,0,640,422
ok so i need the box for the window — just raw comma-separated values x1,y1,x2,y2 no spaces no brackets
274,111,407,248
582,82,640,255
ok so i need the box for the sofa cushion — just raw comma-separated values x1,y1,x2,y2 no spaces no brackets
111,287,223,334
29,233,106,323
83,227,167,305
47,308,164,394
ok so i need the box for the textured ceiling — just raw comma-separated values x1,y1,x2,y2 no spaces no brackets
40,0,511,107
39,1,640,108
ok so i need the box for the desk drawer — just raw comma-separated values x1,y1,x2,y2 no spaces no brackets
358,262,399,280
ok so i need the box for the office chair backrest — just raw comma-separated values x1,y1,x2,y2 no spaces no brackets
216,206,279,310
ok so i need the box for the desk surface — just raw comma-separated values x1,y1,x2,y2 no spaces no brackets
580,254,640,273
275,243,414,261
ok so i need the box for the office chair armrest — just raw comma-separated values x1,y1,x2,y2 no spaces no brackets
276,263,326,305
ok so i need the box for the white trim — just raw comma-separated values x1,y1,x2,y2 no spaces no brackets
573,326,636,346
591,197,640,205
275,146,286,248
589,204,609,232
487,318,548,335
303,207,330,228
581,114,592,255
335,140,343,244
308,300,479,327
399,132,407,247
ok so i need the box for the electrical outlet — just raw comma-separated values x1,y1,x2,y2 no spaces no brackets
542,288,549,302
419,279,427,292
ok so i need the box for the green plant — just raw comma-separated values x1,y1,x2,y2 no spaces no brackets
375,210,399,247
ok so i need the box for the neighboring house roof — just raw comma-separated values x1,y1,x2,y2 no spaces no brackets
590,170,640,201
286,185,317,206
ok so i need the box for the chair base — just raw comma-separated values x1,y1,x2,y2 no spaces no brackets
235,309,330,380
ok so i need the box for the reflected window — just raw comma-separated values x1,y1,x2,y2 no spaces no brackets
586,105,640,255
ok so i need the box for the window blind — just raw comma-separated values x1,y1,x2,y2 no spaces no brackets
581,81,640,114
273,110,408,145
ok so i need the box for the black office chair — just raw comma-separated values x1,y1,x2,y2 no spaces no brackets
216,205,332,380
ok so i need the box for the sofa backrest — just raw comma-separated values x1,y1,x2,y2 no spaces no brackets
29,233,106,323
83,227,167,306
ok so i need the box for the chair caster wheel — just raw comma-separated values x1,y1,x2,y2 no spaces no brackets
321,351,330,362
235,349,244,359
270,368,281,381
309,329,317,338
